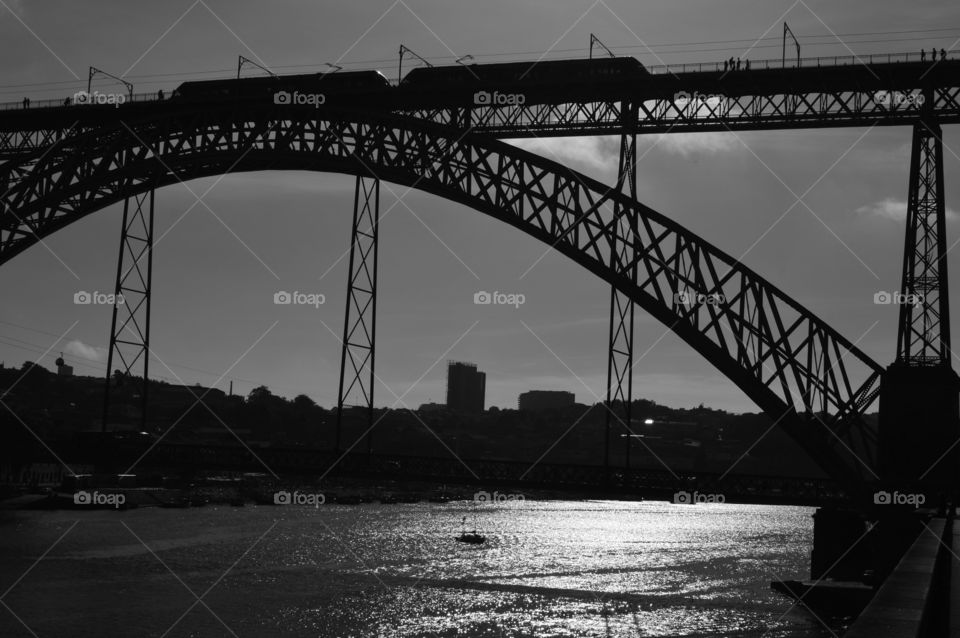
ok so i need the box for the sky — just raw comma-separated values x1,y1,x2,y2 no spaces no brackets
1,0,959,412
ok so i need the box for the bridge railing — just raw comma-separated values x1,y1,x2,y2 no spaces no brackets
645,50,958,74
0,91,172,112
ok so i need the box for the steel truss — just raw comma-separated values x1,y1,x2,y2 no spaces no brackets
102,189,154,432
405,83,960,138
335,174,380,453
457,85,960,136
605,102,638,471
4,61,960,158
896,119,950,365
0,108,885,485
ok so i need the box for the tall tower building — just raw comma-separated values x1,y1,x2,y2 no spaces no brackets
446,361,485,413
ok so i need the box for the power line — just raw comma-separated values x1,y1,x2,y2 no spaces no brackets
0,322,337,404
0,27,957,95
0,319,260,385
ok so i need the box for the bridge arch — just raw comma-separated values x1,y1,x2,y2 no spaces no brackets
0,106,882,485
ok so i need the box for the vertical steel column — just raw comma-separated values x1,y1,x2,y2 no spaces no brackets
335,174,380,454
896,119,950,366
101,189,155,432
605,102,638,471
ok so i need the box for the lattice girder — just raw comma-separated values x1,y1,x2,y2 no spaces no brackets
0,107,883,485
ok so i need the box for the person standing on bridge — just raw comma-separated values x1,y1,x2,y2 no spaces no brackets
921,49,926,62
942,48,947,60
723,60,728,71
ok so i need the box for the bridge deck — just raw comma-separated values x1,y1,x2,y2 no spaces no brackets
0,51,957,157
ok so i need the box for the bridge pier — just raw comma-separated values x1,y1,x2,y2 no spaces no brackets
879,118,959,493
880,364,959,490
802,117,958,602
335,174,380,454
604,102,638,473
101,189,155,433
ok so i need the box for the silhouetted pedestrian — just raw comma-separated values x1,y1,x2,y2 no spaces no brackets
723,60,728,71
745,59,750,71
158,89,164,100
942,48,947,60
22,97,27,108
932,48,937,61
64,96,71,106
921,50,926,62
736,58,741,70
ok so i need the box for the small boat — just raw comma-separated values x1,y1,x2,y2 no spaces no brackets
455,516,486,544
456,531,486,544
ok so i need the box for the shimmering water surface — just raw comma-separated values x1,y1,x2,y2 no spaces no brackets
0,500,831,637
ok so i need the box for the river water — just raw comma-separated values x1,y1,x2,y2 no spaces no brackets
0,500,833,637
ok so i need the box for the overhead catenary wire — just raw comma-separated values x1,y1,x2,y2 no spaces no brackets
0,26,958,97
0,321,339,403
0,319,258,386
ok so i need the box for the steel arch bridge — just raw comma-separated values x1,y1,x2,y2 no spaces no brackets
0,105,882,485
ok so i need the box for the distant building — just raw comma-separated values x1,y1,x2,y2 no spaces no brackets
446,361,485,413
518,390,575,412
418,402,446,412
55,355,73,377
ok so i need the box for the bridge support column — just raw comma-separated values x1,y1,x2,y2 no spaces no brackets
335,174,380,455
605,104,638,472
880,118,959,491
101,189,155,433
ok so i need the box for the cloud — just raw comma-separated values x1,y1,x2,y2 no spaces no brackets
0,0,25,21
508,131,740,171
507,136,619,172
656,132,739,157
857,197,958,222
63,339,107,363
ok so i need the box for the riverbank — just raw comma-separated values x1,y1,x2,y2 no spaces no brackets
1,475,642,510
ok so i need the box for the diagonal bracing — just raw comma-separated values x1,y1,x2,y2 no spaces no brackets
896,119,950,366
335,174,380,454
605,101,638,471
102,189,155,432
